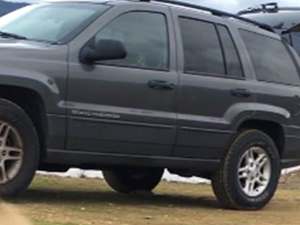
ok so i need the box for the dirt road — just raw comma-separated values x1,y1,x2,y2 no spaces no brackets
3,172,300,225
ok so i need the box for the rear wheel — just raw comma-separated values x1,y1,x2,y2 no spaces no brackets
103,168,164,193
0,99,39,197
212,130,280,210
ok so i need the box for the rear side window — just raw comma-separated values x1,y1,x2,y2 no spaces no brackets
291,32,300,55
217,25,243,77
179,17,225,75
240,30,300,85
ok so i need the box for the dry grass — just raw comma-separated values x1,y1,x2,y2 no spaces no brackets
3,172,300,225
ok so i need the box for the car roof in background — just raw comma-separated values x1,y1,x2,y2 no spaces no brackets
239,3,300,33
243,11,300,33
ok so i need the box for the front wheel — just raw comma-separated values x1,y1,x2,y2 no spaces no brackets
0,99,39,197
212,130,281,210
103,168,164,194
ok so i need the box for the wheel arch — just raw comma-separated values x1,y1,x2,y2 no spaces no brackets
237,119,285,157
226,103,289,157
0,85,48,160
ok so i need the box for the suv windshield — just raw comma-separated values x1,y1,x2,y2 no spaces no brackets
0,3,109,44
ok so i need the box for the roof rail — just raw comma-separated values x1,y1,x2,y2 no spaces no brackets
151,0,275,32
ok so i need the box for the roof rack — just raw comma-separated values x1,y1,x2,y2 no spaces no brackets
149,0,275,32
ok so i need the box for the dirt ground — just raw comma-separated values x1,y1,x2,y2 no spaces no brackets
1,172,300,225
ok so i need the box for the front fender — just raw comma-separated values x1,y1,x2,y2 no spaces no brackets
0,67,63,114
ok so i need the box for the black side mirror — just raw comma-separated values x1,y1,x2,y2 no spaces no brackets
80,39,127,64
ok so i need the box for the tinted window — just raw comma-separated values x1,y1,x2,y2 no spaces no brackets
291,32,300,55
217,25,243,77
94,12,168,70
179,17,225,75
282,33,292,45
240,30,300,85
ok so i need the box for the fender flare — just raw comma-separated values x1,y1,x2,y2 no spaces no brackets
0,70,62,114
224,103,290,131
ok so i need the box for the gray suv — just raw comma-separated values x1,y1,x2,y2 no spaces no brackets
0,0,299,210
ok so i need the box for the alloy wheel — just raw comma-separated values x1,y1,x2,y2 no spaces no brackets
237,146,271,197
0,122,23,184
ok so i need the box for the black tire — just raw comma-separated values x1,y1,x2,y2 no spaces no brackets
0,99,39,197
103,168,164,193
212,130,281,210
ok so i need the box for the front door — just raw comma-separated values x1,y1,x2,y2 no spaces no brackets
67,5,178,156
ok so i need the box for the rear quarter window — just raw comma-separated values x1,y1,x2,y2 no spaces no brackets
240,29,300,86
217,25,243,78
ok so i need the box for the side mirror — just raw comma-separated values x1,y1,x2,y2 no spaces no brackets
80,39,127,64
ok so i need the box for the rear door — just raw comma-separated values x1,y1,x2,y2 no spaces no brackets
67,4,178,156
172,8,256,159
240,29,300,158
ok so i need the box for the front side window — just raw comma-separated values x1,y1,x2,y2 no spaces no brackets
240,30,300,85
93,12,169,71
179,17,225,75
0,3,109,44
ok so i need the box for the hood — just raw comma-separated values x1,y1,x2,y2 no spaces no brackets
0,37,68,89
0,38,68,74
0,37,66,61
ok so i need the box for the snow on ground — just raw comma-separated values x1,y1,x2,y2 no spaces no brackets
282,166,300,175
38,169,211,184
38,166,300,184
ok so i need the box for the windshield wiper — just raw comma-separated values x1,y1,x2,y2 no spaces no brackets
0,31,28,40
0,31,61,45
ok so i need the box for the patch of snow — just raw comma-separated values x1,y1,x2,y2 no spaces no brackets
38,166,300,184
282,166,300,175
37,169,209,184
162,170,210,184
